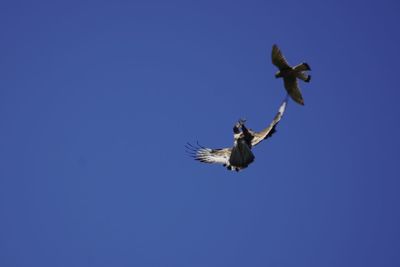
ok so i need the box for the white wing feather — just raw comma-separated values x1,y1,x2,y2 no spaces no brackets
250,98,287,147
186,143,231,165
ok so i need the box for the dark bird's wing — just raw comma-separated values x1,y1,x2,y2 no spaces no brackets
186,143,231,165
271,44,291,70
284,77,304,105
250,98,287,147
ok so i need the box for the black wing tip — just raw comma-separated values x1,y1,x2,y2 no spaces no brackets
185,142,213,161
290,96,305,106
185,143,196,151
303,62,311,71
185,142,203,150
297,98,305,105
185,142,200,159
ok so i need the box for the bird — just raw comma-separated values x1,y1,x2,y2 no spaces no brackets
271,44,311,105
186,98,287,172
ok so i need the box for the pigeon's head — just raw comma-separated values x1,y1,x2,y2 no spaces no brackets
233,125,241,134
237,118,246,128
233,119,246,133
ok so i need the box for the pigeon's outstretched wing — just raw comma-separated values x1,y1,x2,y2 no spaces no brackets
250,98,287,147
185,142,231,166
271,44,291,70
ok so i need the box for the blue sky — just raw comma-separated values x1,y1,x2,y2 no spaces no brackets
1,0,400,266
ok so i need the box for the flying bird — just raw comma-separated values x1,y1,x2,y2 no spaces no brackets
271,44,311,105
186,98,287,172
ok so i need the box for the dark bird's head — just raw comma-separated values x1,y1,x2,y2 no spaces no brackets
275,71,281,78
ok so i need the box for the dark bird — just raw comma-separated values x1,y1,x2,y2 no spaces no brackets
271,44,311,105
186,98,287,172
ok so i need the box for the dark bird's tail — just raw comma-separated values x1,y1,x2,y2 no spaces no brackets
294,62,311,71
297,72,311,83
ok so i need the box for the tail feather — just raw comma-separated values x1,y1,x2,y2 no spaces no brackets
297,72,311,82
294,62,311,71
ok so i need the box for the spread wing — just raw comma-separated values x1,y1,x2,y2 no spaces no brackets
284,77,304,105
186,142,231,165
250,98,287,147
271,44,291,70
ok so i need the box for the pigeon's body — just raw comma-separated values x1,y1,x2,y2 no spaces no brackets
186,99,287,172
272,44,311,105
228,124,256,170
229,138,255,171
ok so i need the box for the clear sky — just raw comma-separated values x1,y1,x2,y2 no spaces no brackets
1,0,400,266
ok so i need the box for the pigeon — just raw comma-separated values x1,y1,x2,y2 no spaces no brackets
186,98,287,172
271,44,311,105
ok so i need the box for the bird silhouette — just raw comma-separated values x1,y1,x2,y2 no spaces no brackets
271,44,311,105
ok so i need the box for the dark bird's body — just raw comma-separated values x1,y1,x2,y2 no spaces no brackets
272,44,311,105
186,99,287,172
